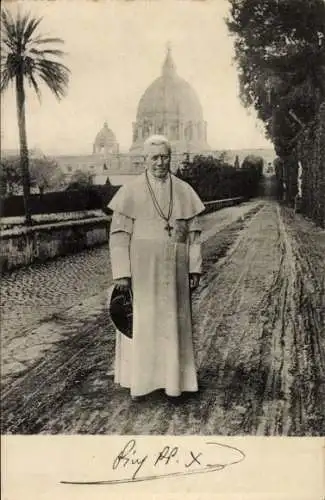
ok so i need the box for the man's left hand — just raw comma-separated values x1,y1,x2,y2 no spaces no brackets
189,273,200,290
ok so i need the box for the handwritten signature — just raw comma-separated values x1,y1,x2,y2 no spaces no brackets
61,439,246,485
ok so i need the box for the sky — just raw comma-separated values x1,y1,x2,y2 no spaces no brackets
1,0,274,155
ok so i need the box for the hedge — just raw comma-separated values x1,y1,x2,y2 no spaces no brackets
0,185,120,218
1,161,262,218
176,157,262,201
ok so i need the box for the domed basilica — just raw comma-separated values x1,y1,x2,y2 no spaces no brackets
130,46,209,157
56,47,210,178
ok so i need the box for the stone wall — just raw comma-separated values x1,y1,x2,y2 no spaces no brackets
0,216,110,272
0,196,249,272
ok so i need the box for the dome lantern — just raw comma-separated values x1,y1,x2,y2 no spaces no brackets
162,43,177,79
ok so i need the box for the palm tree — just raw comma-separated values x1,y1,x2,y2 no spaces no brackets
1,9,70,224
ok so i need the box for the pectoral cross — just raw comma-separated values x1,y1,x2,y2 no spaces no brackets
164,222,173,236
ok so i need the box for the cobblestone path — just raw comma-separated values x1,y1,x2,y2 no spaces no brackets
1,247,112,346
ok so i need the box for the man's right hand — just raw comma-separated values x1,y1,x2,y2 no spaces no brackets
114,277,131,292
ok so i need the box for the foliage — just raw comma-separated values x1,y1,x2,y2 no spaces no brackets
67,169,94,189
0,157,21,195
1,9,70,98
1,185,120,218
242,155,264,175
227,0,325,156
297,102,325,227
1,8,70,223
0,156,65,195
30,158,66,193
176,155,262,200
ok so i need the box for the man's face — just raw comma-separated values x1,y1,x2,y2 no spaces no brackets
146,143,171,179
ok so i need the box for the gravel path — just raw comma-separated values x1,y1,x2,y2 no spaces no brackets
1,200,324,436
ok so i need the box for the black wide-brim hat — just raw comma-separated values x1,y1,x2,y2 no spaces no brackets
107,285,133,338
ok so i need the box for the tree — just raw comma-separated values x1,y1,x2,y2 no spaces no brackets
67,169,93,189
0,155,66,195
242,154,264,179
1,9,70,224
29,157,65,194
227,0,325,155
218,151,231,164
227,0,325,207
0,157,21,196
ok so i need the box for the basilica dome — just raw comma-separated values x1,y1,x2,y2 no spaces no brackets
130,47,209,157
136,51,203,123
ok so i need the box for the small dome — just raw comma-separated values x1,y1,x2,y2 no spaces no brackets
94,122,117,150
136,48,203,123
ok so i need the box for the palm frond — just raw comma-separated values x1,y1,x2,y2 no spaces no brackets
34,59,70,99
2,36,17,52
16,11,30,43
1,8,70,99
0,54,18,92
36,58,70,78
23,15,43,46
1,10,17,46
21,56,42,100
26,71,42,101
30,36,65,45
0,68,12,93
29,48,66,58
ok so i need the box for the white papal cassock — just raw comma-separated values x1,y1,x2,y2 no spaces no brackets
108,171,205,397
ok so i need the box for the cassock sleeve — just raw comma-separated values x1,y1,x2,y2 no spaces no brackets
109,212,134,280
188,216,202,274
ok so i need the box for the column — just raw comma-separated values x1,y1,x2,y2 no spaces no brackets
179,122,184,141
197,122,201,140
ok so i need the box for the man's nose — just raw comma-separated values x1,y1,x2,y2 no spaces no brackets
157,156,163,166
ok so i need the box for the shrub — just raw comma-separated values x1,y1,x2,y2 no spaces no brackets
1,185,120,218
177,155,262,201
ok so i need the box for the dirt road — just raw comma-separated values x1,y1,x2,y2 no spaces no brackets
1,200,324,435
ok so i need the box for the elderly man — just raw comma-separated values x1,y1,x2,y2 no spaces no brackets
108,135,205,400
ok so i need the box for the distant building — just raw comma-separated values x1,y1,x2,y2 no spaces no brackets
93,122,119,155
54,152,141,183
2,49,276,180
53,47,212,176
130,46,210,168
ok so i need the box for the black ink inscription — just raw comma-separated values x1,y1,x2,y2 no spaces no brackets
60,440,246,486
112,439,148,479
154,446,179,467
185,451,202,468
